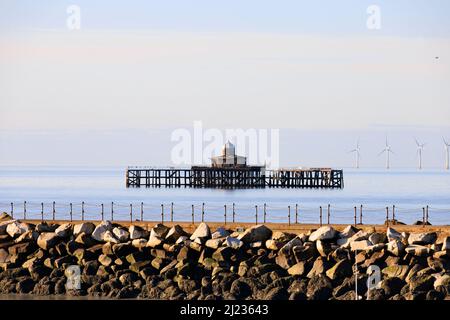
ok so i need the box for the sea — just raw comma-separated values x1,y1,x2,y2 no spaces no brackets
0,166,449,225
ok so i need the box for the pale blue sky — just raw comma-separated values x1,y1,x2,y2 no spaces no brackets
1,0,450,37
0,1,449,167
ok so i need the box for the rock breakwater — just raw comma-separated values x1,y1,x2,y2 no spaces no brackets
1,213,449,300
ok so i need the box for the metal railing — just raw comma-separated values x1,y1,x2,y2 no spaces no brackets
1,201,448,226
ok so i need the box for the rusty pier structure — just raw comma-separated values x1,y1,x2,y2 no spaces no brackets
126,142,343,189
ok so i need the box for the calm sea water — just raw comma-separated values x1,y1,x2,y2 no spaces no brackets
0,166,449,225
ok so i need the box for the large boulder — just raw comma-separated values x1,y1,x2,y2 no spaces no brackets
407,232,437,245
131,238,148,248
73,222,95,236
1,218,15,235
15,230,39,243
165,225,187,243
55,223,72,238
350,240,372,251
382,265,410,280
386,227,402,242
442,237,450,251
102,230,119,244
405,245,432,256
309,226,338,242
325,259,353,281
266,232,296,250
205,238,224,249
91,221,113,242
112,227,130,242
287,262,308,276
6,221,30,238
237,225,272,243
307,257,331,278
339,225,359,239
387,239,405,256
225,236,243,249
147,229,163,248
129,225,149,240
151,224,170,238
190,223,211,241
307,275,333,300
37,232,59,250
211,227,229,239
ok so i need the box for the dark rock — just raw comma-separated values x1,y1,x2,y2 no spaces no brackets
380,277,405,297
335,291,357,300
289,291,307,300
264,287,288,300
426,289,445,300
307,275,333,300
177,246,199,261
333,275,367,297
409,275,435,292
178,279,199,293
113,243,136,258
83,260,99,276
230,279,252,299
15,277,35,293
117,285,140,299
367,288,386,300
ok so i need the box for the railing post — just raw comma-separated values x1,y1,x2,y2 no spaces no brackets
255,205,258,225
41,202,44,222
101,203,104,221
232,203,235,223
422,207,425,227
319,206,322,226
385,207,389,226
130,203,133,223
111,202,114,221
24,201,26,220
327,204,330,225
224,205,227,225
392,205,396,222
141,202,144,222
161,204,164,224
170,202,173,222
359,205,363,224
288,205,291,226
70,203,73,222
10,202,13,219
82,201,85,221
354,206,357,226
263,203,266,223
295,204,298,224
426,205,429,225
52,201,55,221
191,204,194,224
202,203,205,222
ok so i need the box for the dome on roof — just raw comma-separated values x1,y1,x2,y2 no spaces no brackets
221,141,235,156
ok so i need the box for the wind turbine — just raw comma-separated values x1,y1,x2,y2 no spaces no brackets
415,138,426,170
378,138,394,169
444,137,450,170
349,139,361,169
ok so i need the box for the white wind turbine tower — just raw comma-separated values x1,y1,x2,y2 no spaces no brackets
349,139,361,169
378,138,394,169
415,138,425,170
444,137,450,170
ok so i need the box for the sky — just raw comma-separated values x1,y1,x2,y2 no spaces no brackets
0,0,449,168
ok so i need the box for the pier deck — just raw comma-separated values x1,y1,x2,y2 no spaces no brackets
126,167,344,189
